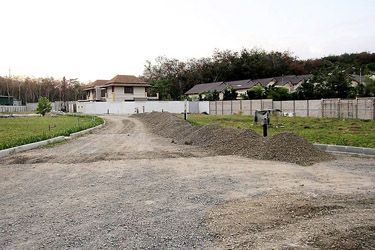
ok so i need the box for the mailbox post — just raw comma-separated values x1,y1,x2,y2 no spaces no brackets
263,120,267,137
254,110,271,137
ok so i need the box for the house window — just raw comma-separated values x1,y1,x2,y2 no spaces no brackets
112,86,114,92
101,88,106,97
124,87,133,94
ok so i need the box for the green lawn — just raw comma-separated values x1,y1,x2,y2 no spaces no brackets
0,114,103,150
178,114,375,148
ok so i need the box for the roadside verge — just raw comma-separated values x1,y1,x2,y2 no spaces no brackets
0,120,105,158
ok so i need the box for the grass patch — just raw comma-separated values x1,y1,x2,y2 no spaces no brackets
178,114,375,148
0,114,103,150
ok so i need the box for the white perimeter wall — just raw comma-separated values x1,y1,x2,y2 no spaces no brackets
83,101,210,115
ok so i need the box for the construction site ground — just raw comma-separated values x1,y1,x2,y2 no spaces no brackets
1,115,374,249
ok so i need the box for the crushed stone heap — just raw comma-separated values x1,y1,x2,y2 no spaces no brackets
134,112,335,166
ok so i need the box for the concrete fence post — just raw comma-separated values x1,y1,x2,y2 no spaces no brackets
373,98,375,120
307,100,309,117
355,98,358,119
338,98,341,118
222,101,224,115
321,99,324,118
280,100,282,113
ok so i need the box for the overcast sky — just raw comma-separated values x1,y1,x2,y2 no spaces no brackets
1,0,374,82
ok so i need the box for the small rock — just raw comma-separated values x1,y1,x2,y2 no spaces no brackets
184,139,193,145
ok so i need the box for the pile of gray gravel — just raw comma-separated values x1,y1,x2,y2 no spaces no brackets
134,112,335,165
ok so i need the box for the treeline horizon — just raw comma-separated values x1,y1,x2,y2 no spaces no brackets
143,48,375,100
0,76,85,104
1,48,375,103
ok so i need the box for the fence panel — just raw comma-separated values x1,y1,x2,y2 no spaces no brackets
206,98,374,120
309,100,321,117
241,100,251,115
209,102,217,115
295,100,308,117
0,106,27,113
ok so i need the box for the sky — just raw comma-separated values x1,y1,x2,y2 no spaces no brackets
1,0,374,83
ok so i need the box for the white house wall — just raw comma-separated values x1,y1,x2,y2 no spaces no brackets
109,86,146,102
82,101,210,115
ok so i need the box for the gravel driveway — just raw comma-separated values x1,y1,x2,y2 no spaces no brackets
1,115,375,249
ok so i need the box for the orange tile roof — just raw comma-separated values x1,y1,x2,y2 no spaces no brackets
106,75,146,84
83,80,108,90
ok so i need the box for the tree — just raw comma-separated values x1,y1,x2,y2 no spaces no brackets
266,86,291,101
204,90,220,101
325,69,353,98
223,87,237,100
246,85,264,99
364,77,375,97
295,80,315,99
36,97,52,116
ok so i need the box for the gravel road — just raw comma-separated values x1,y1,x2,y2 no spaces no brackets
1,115,375,249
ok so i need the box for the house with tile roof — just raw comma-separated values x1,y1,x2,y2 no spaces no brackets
83,80,109,101
83,75,157,102
185,74,313,100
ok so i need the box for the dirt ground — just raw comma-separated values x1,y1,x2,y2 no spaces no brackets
1,115,374,249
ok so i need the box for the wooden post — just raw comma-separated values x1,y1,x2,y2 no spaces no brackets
222,101,223,115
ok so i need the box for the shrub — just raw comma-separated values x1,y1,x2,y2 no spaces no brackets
36,97,52,116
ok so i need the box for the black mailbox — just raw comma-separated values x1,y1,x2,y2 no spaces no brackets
254,110,271,125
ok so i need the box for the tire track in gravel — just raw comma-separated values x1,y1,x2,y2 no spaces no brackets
2,115,209,165
1,115,375,249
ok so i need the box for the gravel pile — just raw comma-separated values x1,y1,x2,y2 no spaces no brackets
135,112,335,165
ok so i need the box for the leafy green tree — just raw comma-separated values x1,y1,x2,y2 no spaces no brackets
266,86,291,101
36,97,52,116
204,90,220,101
295,80,315,99
325,69,353,98
240,93,249,100
364,77,375,97
246,85,264,99
223,87,237,100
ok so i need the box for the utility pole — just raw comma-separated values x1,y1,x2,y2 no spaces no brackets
7,68,11,105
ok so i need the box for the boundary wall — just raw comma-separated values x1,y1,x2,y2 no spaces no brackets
209,98,375,119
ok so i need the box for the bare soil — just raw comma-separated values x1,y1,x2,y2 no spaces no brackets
1,114,375,249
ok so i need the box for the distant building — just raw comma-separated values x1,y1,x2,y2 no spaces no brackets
82,75,158,102
185,74,312,100
0,95,14,105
